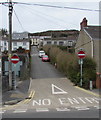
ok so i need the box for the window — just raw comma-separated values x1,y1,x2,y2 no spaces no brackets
23,42,26,46
68,41,73,46
13,47,17,50
13,42,17,46
4,47,7,51
54,41,57,45
4,41,6,46
59,41,64,46
47,41,51,45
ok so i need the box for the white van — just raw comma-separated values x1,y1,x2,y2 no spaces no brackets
39,50,45,58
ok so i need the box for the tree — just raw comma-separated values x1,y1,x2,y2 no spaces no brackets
0,29,8,36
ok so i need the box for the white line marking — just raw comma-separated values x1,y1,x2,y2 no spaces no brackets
56,108,70,111
36,108,49,112
52,84,67,95
13,109,27,113
78,97,86,104
68,98,79,105
94,106,101,109
75,107,90,111
0,110,6,113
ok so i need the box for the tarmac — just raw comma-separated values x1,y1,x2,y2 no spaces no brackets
1,78,101,106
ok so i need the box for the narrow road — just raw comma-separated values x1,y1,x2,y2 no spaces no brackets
30,46,64,79
2,46,100,119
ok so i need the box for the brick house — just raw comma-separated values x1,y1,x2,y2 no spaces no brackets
75,18,101,88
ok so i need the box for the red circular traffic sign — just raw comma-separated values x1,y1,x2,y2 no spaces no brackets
78,51,85,59
11,55,19,64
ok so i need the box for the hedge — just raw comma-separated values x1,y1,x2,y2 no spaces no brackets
43,45,96,89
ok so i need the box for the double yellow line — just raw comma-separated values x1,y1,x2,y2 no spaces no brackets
0,91,35,110
19,91,35,104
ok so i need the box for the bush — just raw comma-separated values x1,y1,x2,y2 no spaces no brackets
49,47,61,65
43,45,51,55
43,45,96,89
67,57,96,88
67,61,80,85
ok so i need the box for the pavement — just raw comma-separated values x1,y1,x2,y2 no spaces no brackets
75,86,101,97
2,79,31,105
91,88,101,94
89,88,101,96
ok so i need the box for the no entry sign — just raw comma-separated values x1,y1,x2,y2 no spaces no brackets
78,50,85,59
11,55,19,64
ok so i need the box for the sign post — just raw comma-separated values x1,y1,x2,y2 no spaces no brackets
11,54,19,90
78,50,85,87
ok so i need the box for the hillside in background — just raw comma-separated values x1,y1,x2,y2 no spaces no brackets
29,30,79,38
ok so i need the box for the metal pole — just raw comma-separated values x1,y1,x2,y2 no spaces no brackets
8,0,13,89
12,64,16,90
80,59,83,86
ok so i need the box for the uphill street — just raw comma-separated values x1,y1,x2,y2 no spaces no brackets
1,46,100,118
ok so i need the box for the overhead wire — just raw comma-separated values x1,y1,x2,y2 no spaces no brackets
0,1,99,32
13,9,25,32
26,4,78,27
0,2,100,12
12,2,100,12
18,4,78,30
1,3,26,32
19,4,68,29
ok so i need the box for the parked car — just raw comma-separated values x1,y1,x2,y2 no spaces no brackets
42,55,50,62
39,50,45,58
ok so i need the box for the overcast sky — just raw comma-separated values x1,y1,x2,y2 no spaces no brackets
0,0,100,33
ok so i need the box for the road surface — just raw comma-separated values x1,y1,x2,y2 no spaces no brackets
1,46,101,119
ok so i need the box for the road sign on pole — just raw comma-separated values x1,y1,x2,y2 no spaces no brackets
11,54,19,64
11,54,19,90
80,59,83,87
78,50,85,59
78,50,85,87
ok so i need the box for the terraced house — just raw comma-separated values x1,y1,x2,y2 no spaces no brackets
75,18,101,88
0,32,30,52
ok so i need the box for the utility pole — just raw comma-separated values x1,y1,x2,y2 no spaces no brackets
8,0,13,89
51,31,52,41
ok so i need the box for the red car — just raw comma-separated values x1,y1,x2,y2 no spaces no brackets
42,55,50,62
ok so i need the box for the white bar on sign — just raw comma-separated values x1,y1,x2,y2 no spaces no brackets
79,54,85,56
11,59,19,61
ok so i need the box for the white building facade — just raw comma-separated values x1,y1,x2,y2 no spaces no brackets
0,32,30,52
0,39,30,52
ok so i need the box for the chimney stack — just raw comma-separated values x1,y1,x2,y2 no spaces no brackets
80,17,88,30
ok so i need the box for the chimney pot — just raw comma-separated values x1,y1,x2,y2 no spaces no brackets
80,17,88,30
